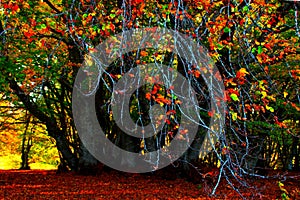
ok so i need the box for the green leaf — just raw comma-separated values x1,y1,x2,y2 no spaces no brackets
93,25,98,31
171,94,178,99
162,5,168,10
251,47,256,53
254,29,260,36
41,24,47,29
281,193,289,200
49,21,56,26
217,43,223,50
110,13,116,18
242,6,249,13
257,46,263,54
230,93,239,101
224,27,230,33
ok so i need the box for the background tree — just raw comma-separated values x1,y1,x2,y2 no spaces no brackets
0,94,59,169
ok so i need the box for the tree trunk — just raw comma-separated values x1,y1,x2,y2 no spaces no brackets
20,112,32,170
47,123,78,171
78,142,100,175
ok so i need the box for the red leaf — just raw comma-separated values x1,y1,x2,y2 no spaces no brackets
11,4,19,12
110,23,115,32
166,110,176,115
208,111,214,117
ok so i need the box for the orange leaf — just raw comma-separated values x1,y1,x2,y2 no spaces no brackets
193,70,201,78
140,50,148,57
236,68,249,79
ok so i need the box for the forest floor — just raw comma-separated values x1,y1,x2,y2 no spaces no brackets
0,169,299,199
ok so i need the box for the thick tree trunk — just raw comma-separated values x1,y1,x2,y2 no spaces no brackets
73,88,104,174
78,142,100,175
47,123,78,171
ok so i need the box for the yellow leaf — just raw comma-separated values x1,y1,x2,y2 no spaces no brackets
239,68,249,75
278,181,284,187
230,111,238,121
267,95,276,101
266,105,274,112
261,91,267,99
283,91,288,98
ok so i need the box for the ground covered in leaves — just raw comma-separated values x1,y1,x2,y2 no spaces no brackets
0,169,299,199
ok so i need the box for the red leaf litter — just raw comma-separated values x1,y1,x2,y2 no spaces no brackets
0,169,299,199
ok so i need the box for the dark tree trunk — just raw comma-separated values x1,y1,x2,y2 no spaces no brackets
20,137,32,170
47,123,79,171
20,113,32,170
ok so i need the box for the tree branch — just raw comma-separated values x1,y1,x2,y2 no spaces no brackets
43,0,61,13
7,77,50,123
